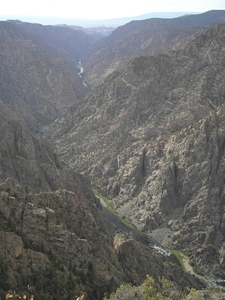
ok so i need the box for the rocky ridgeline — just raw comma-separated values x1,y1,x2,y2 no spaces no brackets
43,23,225,278
82,10,225,87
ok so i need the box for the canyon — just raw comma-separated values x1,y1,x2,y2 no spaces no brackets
1,10,225,299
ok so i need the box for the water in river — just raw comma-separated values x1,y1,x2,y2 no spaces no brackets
102,206,180,265
101,200,225,287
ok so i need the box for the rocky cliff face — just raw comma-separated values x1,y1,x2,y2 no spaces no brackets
0,113,87,194
43,23,225,278
0,179,202,299
0,21,88,131
82,10,225,87
0,112,201,299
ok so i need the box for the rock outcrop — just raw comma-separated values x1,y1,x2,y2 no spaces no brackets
0,179,203,299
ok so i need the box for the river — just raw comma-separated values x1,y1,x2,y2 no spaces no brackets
98,197,179,265
99,197,225,287
77,60,88,88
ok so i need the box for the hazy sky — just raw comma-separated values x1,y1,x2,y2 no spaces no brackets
1,0,225,21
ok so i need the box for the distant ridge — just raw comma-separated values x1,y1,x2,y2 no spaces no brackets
0,12,199,27
82,10,225,87
66,12,200,27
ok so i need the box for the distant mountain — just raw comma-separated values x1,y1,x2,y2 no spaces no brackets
59,24,115,38
0,21,89,131
43,23,225,278
82,10,225,87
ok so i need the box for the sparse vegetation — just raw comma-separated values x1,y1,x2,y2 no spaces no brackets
121,216,133,228
93,188,147,238
92,188,118,215
104,276,225,300
170,248,185,270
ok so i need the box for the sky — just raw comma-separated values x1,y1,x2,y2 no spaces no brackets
0,0,225,23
